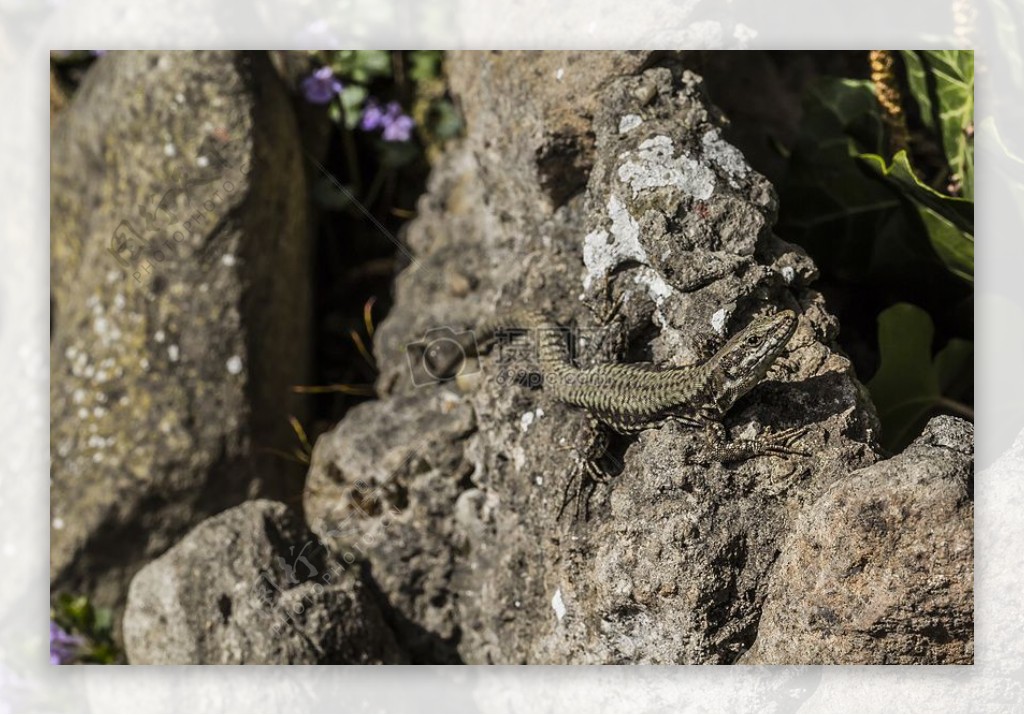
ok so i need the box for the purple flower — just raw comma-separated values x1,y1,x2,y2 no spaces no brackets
360,98,415,142
301,67,343,105
382,114,415,142
49,622,81,665
360,99,386,131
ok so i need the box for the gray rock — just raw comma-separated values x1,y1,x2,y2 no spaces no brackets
305,51,905,664
304,390,477,663
50,51,312,623
742,415,974,664
123,500,405,664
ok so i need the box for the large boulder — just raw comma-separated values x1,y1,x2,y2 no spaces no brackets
123,500,405,664
742,415,973,664
50,51,312,622
304,390,477,663
304,51,913,664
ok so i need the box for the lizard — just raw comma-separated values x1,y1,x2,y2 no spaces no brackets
422,307,807,520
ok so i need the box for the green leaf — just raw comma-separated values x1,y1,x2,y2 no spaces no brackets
327,102,342,125
355,50,392,80
80,641,119,665
330,50,392,84
66,595,93,629
799,78,887,154
52,593,124,663
338,84,368,130
429,99,463,140
859,150,974,283
935,338,974,401
901,51,935,132
779,78,927,283
92,607,113,636
867,303,974,451
377,139,420,168
409,51,443,82
900,50,974,199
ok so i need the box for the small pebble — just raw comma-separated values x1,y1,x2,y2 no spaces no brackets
226,356,243,375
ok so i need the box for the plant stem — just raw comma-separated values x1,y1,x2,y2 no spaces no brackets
337,98,363,196
362,167,388,210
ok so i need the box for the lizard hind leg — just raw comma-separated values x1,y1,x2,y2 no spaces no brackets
556,452,607,522
556,418,613,522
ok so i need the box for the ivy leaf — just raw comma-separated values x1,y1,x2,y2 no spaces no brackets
778,78,931,283
859,150,974,284
901,50,974,199
902,52,936,132
867,303,973,452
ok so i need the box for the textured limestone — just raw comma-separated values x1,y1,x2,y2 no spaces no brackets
743,416,973,664
124,500,405,664
300,52,965,665
50,51,312,624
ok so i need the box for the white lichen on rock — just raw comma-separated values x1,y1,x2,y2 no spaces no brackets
710,308,729,336
584,195,680,313
582,195,645,291
632,267,675,309
520,408,543,433
618,114,643,134
617,135,716,200
551,587,567,622
701,128,749,188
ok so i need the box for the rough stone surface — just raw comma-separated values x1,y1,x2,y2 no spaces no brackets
50,51,312,623
123,500,405,664
304,390,477,663
742,416,974,664
298,51,966,665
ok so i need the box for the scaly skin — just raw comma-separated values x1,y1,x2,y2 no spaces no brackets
427,308,807,519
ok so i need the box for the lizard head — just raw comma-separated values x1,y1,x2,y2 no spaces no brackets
709,309,798,412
